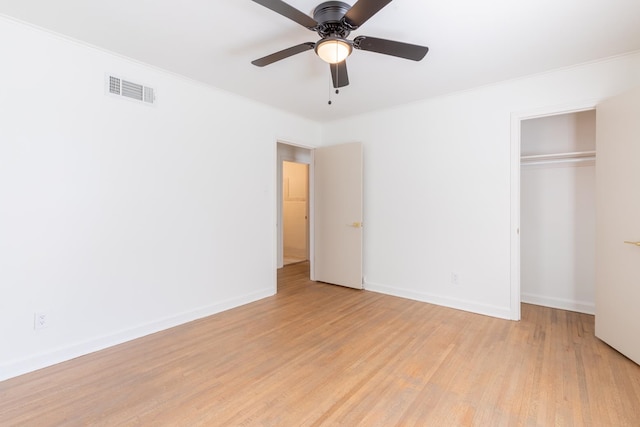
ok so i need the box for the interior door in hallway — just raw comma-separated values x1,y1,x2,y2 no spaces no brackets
595,86,640,365
313,142,363,289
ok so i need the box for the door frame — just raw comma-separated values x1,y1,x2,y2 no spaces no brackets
509,99,598,320
276,140,315,279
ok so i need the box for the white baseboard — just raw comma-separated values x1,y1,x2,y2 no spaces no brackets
364,281,512,320
0,288,274,382
521,292,595,314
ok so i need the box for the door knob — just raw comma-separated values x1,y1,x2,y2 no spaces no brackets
624,241,640,246
350,222,362,228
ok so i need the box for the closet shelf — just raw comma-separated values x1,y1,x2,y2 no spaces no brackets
521,150,596,166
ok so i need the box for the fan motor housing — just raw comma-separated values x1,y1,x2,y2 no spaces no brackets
313,1,352,38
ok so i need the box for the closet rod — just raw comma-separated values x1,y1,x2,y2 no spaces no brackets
521,151,596,166
520,150,596,162
521,157,596,166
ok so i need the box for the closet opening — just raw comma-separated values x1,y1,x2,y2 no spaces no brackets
519,110,596,315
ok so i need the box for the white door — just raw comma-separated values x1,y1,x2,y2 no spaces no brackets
595,86,640,365
313,142,363,289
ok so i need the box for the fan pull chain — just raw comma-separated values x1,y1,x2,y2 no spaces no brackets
328,65,334,105
328,62,340,106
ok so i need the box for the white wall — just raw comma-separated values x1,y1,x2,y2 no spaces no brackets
520,111,596,156
322,52,640,319
520,112,596,313
0,17,320,381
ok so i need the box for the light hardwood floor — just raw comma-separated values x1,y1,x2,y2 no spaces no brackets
1,262,639,426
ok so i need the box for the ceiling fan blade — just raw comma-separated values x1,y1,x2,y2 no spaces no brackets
343,0,393,28
353,36,429,61
252,43,315,67
330,61,349,88
251,0,318,29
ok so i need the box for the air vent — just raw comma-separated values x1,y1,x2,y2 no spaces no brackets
109,76,120,95
106,74,156,105
143,87,155,103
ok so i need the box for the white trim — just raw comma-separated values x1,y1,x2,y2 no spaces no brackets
0,288,274,382
521,292,595,315
365,281,512,320
309,149,316,281
510,114,522,320
510,100,598,321
276,139,316,151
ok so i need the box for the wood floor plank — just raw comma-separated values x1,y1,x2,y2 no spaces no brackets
1,261,639,426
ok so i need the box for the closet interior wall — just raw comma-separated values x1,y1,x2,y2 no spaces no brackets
520,110,596,314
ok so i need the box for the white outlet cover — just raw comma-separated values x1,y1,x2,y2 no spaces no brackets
451,273,459,285
34,312,48,330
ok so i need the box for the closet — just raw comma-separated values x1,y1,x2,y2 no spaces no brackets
520,110,596,314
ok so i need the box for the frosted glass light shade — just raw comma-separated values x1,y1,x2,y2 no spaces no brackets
315,38,352,64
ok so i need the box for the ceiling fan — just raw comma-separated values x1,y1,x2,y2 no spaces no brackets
251,0,429,88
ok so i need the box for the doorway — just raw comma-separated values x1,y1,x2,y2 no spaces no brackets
282,161,309,265
520,110,596,314
276,141,364,290
276,142,312,270
509,100,598,320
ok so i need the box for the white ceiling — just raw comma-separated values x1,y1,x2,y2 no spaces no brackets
1,0,640,122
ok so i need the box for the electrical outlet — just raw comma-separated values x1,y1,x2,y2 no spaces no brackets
451,272,459,285
34,312,48,330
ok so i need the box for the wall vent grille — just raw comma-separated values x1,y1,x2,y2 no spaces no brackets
106,74,156,105
109,76,120,95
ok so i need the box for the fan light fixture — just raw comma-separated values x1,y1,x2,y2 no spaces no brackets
315,37,352,64
250,0,430,89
